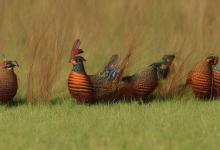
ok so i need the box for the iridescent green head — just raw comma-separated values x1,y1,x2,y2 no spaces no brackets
0,60,19,70
70,56,86,73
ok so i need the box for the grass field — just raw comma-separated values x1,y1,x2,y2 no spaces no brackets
1,0,220,149
0,96,220,150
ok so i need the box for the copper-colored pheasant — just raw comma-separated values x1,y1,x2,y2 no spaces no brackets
187,56,219,98
117,55,175,99
0,60,18,103
68,40,94,103
68,39,129,103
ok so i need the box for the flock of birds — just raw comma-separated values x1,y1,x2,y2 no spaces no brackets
68,40,175,103
0,39,219,103
68,39,220,103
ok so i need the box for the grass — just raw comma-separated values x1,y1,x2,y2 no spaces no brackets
0,96,219,150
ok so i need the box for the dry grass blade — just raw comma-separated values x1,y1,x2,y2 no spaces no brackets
26,22,64,103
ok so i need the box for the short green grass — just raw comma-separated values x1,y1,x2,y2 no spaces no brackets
0,96,220,150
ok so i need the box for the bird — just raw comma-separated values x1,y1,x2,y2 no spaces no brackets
116,54,175,100
186,56,219,99
68,40,94,103
0,59,18,103
68,39,128,103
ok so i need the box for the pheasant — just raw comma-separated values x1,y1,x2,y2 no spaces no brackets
0,60,18,103
187,56,219,98
68,39,128,103
117,54,175,99
68,40,94,103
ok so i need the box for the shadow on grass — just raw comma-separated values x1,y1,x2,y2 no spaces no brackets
91,94,157,105
0,98,27,108
3,93,219,108
70,94,195,106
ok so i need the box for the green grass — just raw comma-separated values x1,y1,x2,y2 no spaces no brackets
0,97,220,150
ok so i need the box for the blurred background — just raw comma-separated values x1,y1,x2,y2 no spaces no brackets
0,0,219,102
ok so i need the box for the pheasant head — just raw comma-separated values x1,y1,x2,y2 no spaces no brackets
161,54,175,66
150,54,175,79
206,55,218,66
69,39,86,73
0,60,19,70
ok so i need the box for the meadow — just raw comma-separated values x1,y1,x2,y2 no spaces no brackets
0,0,220,149
1,98,220,150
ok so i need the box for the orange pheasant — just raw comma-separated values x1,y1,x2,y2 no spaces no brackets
187,56,219,98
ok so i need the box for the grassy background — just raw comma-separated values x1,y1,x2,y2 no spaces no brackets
0,0,220,100
0,0,220,149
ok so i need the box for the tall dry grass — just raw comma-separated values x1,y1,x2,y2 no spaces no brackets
26,23,65,102
0,0,220,102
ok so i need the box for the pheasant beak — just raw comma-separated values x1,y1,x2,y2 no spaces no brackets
70,60,77,65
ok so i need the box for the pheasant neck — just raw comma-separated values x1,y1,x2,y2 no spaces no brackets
72,61,86,74
150,63,159,72
149,63,164,79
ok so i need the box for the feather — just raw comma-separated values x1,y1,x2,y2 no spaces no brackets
70,39,84,58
